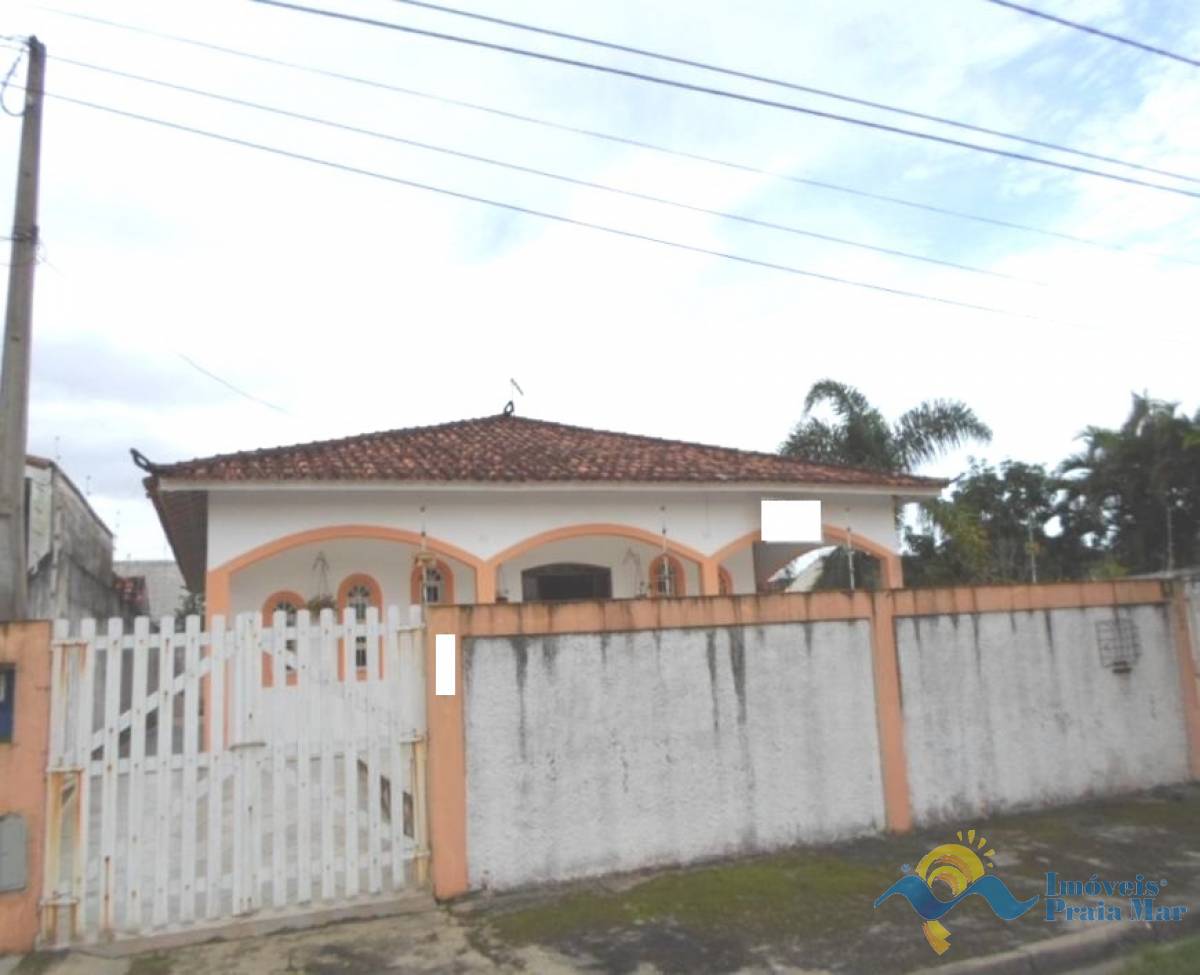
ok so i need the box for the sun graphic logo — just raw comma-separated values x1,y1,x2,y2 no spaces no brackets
874,829,1039,955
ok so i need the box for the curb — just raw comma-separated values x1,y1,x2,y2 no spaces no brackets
912,912,1198,975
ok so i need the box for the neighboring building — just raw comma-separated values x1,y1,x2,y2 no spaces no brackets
139,412,946,624
114,559,187,619
25,456,125,622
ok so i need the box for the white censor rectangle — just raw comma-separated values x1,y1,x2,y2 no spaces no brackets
760,499,823,543
435,633,457,696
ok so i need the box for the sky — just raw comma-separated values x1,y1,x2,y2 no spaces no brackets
0,0,1197,561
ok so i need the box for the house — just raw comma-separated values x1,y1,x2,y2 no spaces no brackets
114,559,188,619
137,412,946,626
24,456,133,622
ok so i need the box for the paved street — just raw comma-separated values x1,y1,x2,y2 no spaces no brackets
9,783,1200,974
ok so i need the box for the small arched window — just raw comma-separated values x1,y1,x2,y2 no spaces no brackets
648,554,686,598
718,567,733,596
338,574,382,670
410,559,456,605
261,591,303,673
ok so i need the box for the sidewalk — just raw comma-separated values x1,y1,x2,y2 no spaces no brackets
6,783,1198,974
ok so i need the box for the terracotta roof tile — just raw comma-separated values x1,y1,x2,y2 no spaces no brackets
148,414,946,490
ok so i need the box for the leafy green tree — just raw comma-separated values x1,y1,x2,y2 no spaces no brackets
175,590,205,630
1058,393,1200,575
903,459,1100,586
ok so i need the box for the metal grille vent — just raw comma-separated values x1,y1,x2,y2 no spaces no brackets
1096,618,1141,674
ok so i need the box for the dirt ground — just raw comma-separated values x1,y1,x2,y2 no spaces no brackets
9,783,1200,974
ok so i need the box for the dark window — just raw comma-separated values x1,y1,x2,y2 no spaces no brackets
521,563,612,602
0,666,15,743
347,583,372,668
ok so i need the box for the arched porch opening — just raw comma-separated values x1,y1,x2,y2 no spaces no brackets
708,525,904,592
484,523,707,603
205,525,488,621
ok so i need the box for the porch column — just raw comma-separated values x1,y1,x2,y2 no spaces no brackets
882,553,904,590
700,559,721,596
475,563,497,604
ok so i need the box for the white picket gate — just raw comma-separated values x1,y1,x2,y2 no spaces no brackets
40,607,428,946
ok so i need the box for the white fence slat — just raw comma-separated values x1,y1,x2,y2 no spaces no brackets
124,618,150,933
247,615,265,911
43,623,67,941
99,618,122,937
386,612,406,888
364,608,382,895
48,606,427,948
72,618,97,941
205,616,226,921
230,616,249,915
179,616,201,923
270,610,287,909
47,622,67,766
318,609,337,902
151,622,173,929
295,610,313,904
341,607,360,900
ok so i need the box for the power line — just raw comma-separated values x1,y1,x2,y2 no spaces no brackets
32,7,1200,265
177,354,291,414
40,88,1073,326
382,0,1198,185
986,0,1200,69
52,55,1042,285
1,44,26,117
250,0,1200,200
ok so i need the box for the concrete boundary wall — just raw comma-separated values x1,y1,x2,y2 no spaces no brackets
464,621,883,891
422,580,1198,900
899,604,1187,824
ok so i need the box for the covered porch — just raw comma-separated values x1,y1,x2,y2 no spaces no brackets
204,522,905,622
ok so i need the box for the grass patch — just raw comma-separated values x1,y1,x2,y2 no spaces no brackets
1119,935,1200,974
488,851,894,946
11,952,64,975
127,952,174,975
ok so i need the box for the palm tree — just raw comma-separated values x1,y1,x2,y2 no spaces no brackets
779,380,991,590
781,379,992,472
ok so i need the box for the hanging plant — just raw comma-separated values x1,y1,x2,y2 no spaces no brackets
306,594,337,615
308,551,335,615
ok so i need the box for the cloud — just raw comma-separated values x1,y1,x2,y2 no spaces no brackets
3,0,1198,560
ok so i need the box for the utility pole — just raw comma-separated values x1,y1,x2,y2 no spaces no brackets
0,37,46,622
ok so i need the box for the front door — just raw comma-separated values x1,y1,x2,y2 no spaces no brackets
521,563,613,601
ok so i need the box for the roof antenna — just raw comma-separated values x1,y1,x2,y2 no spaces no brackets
504,378,524,416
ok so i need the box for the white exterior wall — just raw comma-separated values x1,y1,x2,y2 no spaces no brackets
206,488,899,571
228,537,475,616
899,605,1190,825
720,544,755,592
463,621,884,891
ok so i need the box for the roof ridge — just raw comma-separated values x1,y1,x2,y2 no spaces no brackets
150,412,942,486
500,414,943,484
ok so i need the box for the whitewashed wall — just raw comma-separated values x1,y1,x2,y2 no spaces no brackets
463,621,885,891
899,605,1190,825
228,537,476,616
205,488,900,571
